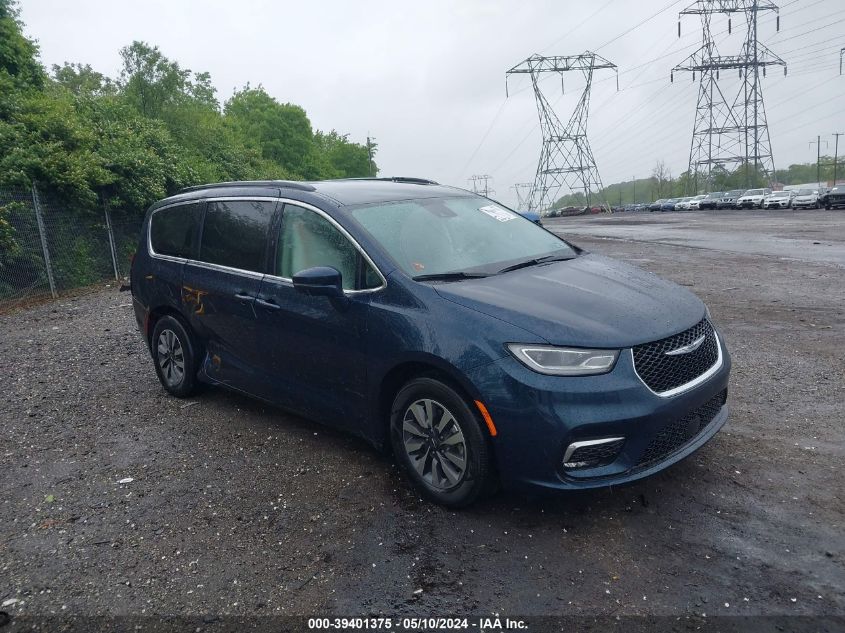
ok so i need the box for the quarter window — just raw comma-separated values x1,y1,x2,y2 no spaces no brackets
150,203,202,258
277,205,378,290
200,200,275,273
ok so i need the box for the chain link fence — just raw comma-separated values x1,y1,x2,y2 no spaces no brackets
0,184,143,307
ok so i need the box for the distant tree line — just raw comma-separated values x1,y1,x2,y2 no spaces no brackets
0,0,377,220
553,156,843,208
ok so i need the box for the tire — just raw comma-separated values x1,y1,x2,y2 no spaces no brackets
151,315,200,397
390,377,494,508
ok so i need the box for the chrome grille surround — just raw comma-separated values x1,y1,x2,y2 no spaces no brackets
632,319,722,397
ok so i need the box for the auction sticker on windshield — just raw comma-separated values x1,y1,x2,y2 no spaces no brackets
478,205,518,222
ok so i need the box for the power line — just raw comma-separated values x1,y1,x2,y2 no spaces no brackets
539,0,618,54
457,98,508,180
595,0,688,52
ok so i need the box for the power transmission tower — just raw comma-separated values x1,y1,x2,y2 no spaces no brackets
511,183,534,210
506,52,617,212
673,0,786,192
468,174,495,198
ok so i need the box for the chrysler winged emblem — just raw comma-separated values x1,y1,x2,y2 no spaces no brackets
665,334,705,356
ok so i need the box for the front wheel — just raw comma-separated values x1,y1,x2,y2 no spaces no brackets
390,377,494,507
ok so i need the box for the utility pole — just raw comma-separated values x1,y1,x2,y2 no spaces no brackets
468,175,495,198
506,52,617,212
841,47,844,75
632,177,636,203
366,135,376,177
833,133,843,185
810,136,828,186
673,0,785,192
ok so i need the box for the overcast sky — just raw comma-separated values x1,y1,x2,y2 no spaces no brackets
20,0,845,207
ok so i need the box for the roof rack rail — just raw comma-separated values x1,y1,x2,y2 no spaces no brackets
177,180,317,194
378,176,439,185
334,177,439,185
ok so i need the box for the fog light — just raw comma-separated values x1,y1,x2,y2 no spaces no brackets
562,437,625,470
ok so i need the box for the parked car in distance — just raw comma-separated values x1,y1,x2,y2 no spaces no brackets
698,192,724,210
820,185,845,209
718,190,745,209
674,196,695,210
660,198,681,211
792,188,820,209
649,199,665,212
516,210,542,225
687,194,708,210
762,190,794,209
736,188,772,209
131,178,731,507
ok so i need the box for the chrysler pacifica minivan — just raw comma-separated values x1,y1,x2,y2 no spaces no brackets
131,178,731,507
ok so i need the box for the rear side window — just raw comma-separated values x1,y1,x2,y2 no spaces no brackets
200,200,275,273
150,203,202,258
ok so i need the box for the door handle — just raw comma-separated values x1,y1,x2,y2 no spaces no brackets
234,292,254,301
255,297,281,311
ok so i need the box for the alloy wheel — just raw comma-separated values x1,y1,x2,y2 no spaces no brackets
402,398,468,491
157,329,185,387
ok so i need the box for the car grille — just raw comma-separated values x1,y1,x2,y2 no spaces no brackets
632,319,719,394
635,389,727,470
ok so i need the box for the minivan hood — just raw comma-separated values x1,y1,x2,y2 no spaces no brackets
434,253,705,349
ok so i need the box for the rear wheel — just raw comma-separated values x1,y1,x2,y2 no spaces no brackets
151,315,200,397
390,377,494,507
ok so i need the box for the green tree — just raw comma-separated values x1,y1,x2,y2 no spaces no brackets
52,62,116,96
313,130,376,178
224,87,315,177
118,41,192,119
0,0,44,89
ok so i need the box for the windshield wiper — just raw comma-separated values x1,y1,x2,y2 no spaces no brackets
496,255,574,274
412,271,490,282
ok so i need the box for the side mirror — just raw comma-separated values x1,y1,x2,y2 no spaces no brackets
292,266,345,299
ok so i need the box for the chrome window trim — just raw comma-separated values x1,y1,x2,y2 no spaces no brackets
632,328,723,399
562,437,625,464
148,196,387,294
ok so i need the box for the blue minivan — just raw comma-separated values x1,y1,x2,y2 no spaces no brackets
131,178,731,507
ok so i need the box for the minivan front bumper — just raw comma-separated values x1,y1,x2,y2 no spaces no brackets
466,331,731,492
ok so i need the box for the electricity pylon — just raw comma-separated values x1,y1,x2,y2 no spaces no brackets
511,183,534,210
507,52,617,212
468,174,494,197
673,0,786,192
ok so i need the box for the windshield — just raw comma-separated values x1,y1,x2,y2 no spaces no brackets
348,196,576,278
797,189,814,195
707,192,724,198
770,191,789,197
745,189,766,196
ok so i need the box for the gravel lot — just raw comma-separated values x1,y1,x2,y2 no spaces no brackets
1,209,843,624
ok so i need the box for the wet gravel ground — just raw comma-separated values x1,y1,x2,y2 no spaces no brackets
1,210,843,622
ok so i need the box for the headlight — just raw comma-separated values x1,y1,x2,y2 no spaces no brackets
507,344,619,376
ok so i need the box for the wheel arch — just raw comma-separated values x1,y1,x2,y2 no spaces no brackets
372,355,484,452
146,305,195,352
